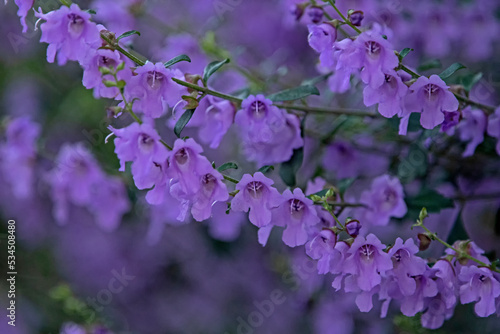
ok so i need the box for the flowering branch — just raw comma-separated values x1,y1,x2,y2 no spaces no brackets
413,208,500,273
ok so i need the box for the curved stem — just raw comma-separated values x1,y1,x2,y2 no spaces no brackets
327,0,361,34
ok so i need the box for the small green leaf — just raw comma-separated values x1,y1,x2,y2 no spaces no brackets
279,148,304,187
116,80,126,89
102,80,117,87
181,95,199,109
338,178,356,195
417,59,442,72
301,73,332,86
203,58,230,84
268,85,320,102
461,72,483,92
99,67,113,75
308,189,329,199
399,48,413,59
174,109,195,138
117,30,141,41
217,162,239,172
86,9,97,14
257,165,274,174
406,189,454,213
439,62,466,80
164,54,192,68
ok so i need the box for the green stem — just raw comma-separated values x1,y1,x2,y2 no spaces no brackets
327,0,361,34
59,0,72,6
171,78,243,104
416,223,500,273
100,33,147,66
400,65,420,79
223,175,240,184
278,104,376,117
159,139,173,151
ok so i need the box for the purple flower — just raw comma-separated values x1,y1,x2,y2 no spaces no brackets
388,238,428,296
109,122,169,190
235,95,303,166
441,111,460,134
81,48,132,99
399,269,438,317
343,234,392,291
420,260,458,329
459,266,500,317
322,141,359,179
0,117,40,199
363,71,408,118
359,175,407,226
167,138,209,196
13,0,34,33
305,229,339,274
189,163,229,222
272,188,319,247
191,96,235,149
307,23,336,53
230,172,282,227
88,177,130,231
487,106,500,155
36,4,101,65
48,143,106,225
403,75,459,130
125,62,185,118
344,30,399,88
458,107,486,157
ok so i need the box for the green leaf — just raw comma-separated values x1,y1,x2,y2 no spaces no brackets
307,189,329,199
267,85,320,102
439,62,466,79
406,189,454,213
203,58,230,84
217,162,238,172
86,9,97,14
279,148,304,187
399,48,413,59
174,109,195,138
301,73,332,86
164,54,192,68
417,59,442,72
461,72,483,92
338,178,356,195
257,165,274,174
117,30,141,41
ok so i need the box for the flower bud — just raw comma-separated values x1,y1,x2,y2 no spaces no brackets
417,233,432,251
348,10,364,26
290,2,309,21
346,219,362,237
307,6,324,24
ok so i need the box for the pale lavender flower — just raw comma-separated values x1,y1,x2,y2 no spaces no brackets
35,4,101,65
231,172,282,227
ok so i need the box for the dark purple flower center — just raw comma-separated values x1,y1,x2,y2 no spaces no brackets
98,56,117,69
359,244,375,261
147,71,164,89
307,7,323,24
175,148,189,165
365,41,381,57
392,248,410,267
138,133,154,153
248,100,267,119
67,13,85,35
289,199,305,219
479,274,486,282
202,173,216,193
423,83,441,102
246,181,264,199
